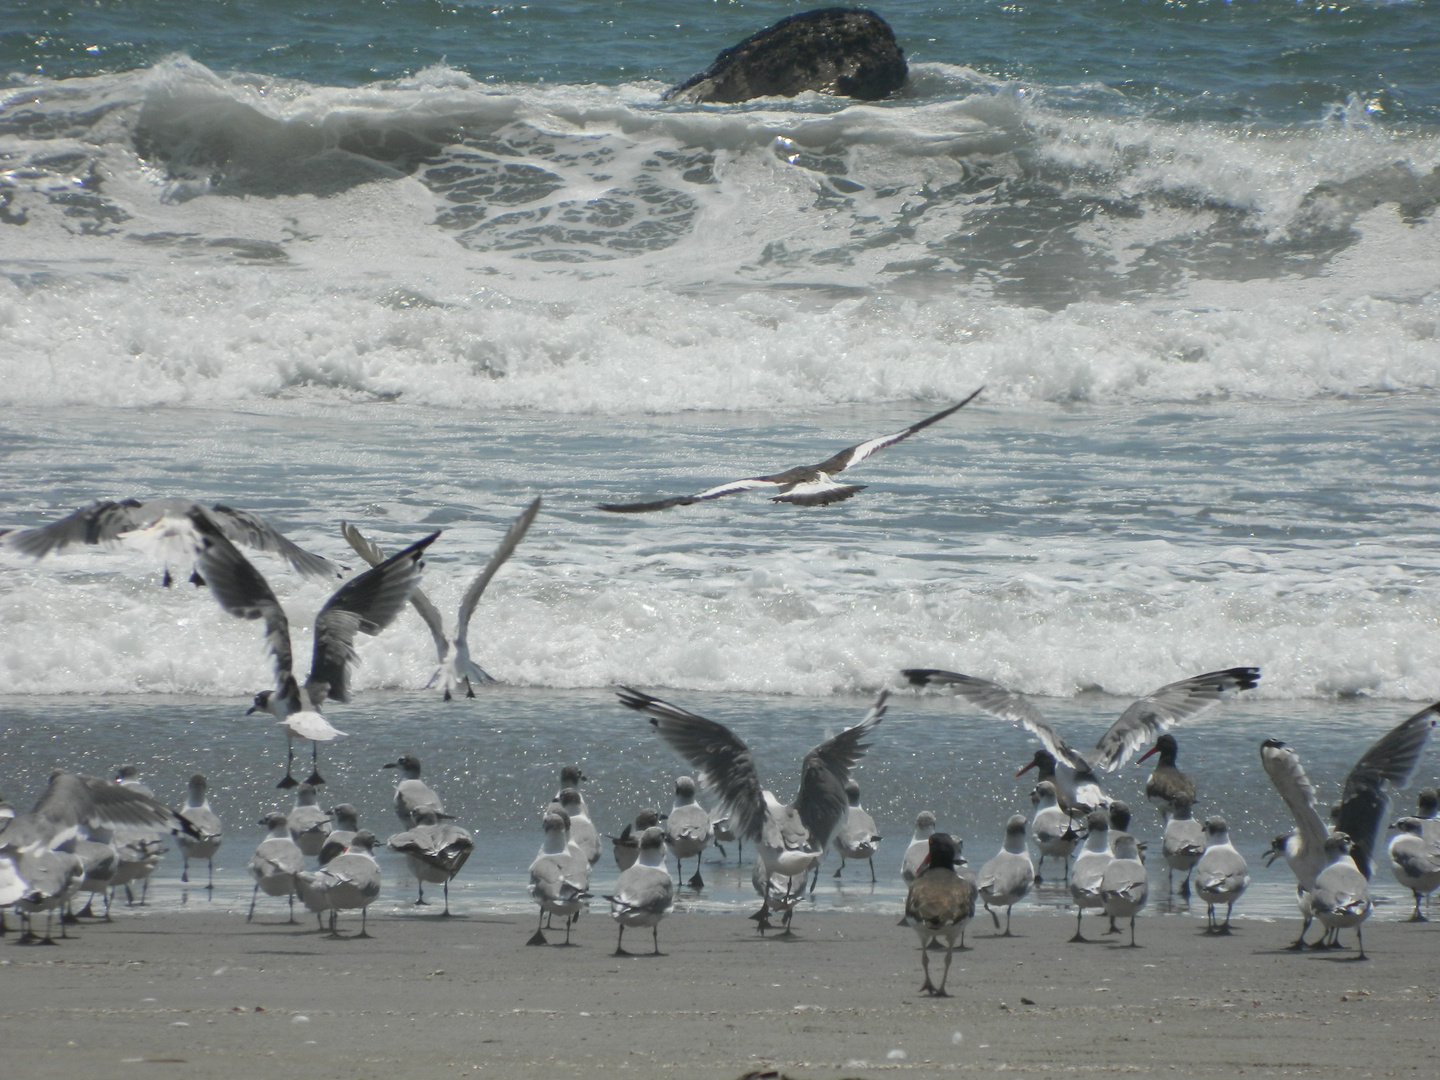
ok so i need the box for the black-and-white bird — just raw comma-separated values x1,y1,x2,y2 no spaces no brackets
904,666,1260,811
1193,815,1249,933
384,755,447,828
977,814,1033,935
175,773,222,889
189,508,438,787
904,833,975,997
831,778,882,884
341,497,540,699
597,389,983,512
386,810,475,915
604,825,675,956
1,497,344,586
617,686,885,932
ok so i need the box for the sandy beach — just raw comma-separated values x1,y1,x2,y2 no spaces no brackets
3,906,1435,1080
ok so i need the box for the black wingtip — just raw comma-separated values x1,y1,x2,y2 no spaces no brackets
900,668,941,687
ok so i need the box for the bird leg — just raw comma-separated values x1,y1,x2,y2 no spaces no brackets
355,907,371,939
247,882,259,922
933,942,954,996
986,903,1001,930
1004,905,1014,937
278,740,299,789
1034,855,1045,885
652,924,661,956
688,858,705,890
1127,915,1139,948
526,910,548,946
304,741,325,787
415,882,429,906
614,925,628,956
833,857,846,880
465,677,476,699
1069,908,1088,943
1180,870,1192,899
1354,925,1367,961
1407,891,1427,923
441,879,452,917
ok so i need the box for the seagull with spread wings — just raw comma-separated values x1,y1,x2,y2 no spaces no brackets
597,388,983,512
341,497,540,699
189,508,438,788
617,686,885,933
1,497,345,585
903,667,1261,814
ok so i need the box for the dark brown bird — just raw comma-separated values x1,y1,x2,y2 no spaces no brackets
1138,733,1195,819
904,833,975,997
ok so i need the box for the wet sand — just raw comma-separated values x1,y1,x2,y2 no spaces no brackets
2,906,1436,1079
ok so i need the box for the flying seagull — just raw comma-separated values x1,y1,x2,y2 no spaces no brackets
189,508,438,787
1,497,345,585
597,388,983,512
341,497,541,699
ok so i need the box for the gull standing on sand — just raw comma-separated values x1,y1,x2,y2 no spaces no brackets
341,497,540,699
618,687,886,933
1068,810,1113,942
287,783,333,857
14,847,85,943
190,508,438,788
605,825,675,955
832,778,882,884
904,833,975,997
527,810,591,946
247,812,305,923
175,773,222,888
663,776,712,888
1161,795,1205,897
901,811,938,884
611,808,661,873
1,497,344,586
1029,781,1077,883
1310,834,1373,958
977,814,1033,936
905,667,1260,813
597,390,983,512
1386,817,1440,920
387,810,475,915
298,830,382,938
1100,832,1148,947
1193,815,1249,932
319,804,361,866
385,755,446,828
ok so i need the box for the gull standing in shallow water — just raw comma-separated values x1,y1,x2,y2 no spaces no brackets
1100,833,1149,947
662,776,712,889
286,784,332,858
387,810,475,915
1028,781,1077,883
604,825,675,955
1386,817,1440,920
1068,810,1113,942
831,779,882,884
246,812,304,923
1161,795,1205,898
190,508,439,788
298,831,382,938
385,755,447,828
901,811,938,884
0,497,345,586
904,833,975,997
977,814,1033,936
618,687,886,934
597,389,983,512
611,808,662,873
527,810,590,946
1193,815,1249,932
175,774,222,889
341,497,540,699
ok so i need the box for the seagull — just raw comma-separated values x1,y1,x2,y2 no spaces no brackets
286,784,333,858
900,811,938,884
1068,810,1113,943
611,808,662,872
1160,795,1205,897
1386,817,1440,921
59,834,120,921
114,764,154,798
1414,788,1440,846
190,508,439,788
751,861,809,936
1137,734,1196,819
617,686,886,932
555,787,601,868
1310,833,1372,958
384,755,446,827
341,497,540,699
597,389,983,513
297,830,382,938
0,770,191,857
246,812,305,923
831,779,882,884
663,776,712,889
175,774,222,889
977,814,1033,935
13,848,85,944
1028,780,1078,883
904,833,975,997
110,835,166,906
1100,832,1148,947
604,825,675,956
527,809,591,946
386,811,474,915
318,804,360,866
1193,815,1249,933
1,497,344,586
904,667,1260,809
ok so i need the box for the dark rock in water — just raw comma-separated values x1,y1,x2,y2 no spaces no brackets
664,8,907,105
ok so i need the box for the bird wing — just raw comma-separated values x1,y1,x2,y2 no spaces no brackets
205,504,345,580
1334,701,1438,878
1259,739,1331,863
903,669,1090,771
597,479,781,514
340,522,449,661
307,531,439,703
808,388,984,474
616,687,766,842
189,509,296,693
1092,667,1262,771
794,692,887,848
455,497,541,644
769,480,866,507
1,499,150,557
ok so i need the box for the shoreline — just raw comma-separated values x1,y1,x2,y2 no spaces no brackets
3,909,1436,1079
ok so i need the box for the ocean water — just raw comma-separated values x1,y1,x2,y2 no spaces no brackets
2,1,1438,926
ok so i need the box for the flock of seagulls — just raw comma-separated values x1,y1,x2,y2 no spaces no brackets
3,397,1439,995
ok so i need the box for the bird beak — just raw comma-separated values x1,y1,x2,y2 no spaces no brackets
382,762,398,769
1136,744,1160,763
1015,762,1037,778
245,705,259,715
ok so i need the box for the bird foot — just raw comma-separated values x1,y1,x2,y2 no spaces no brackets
414,898,430,907
1405,913,1429,923
687,873,705,890
277,775,299,790
1068,933,1088,944
525,930,548,946
305,772,325,787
